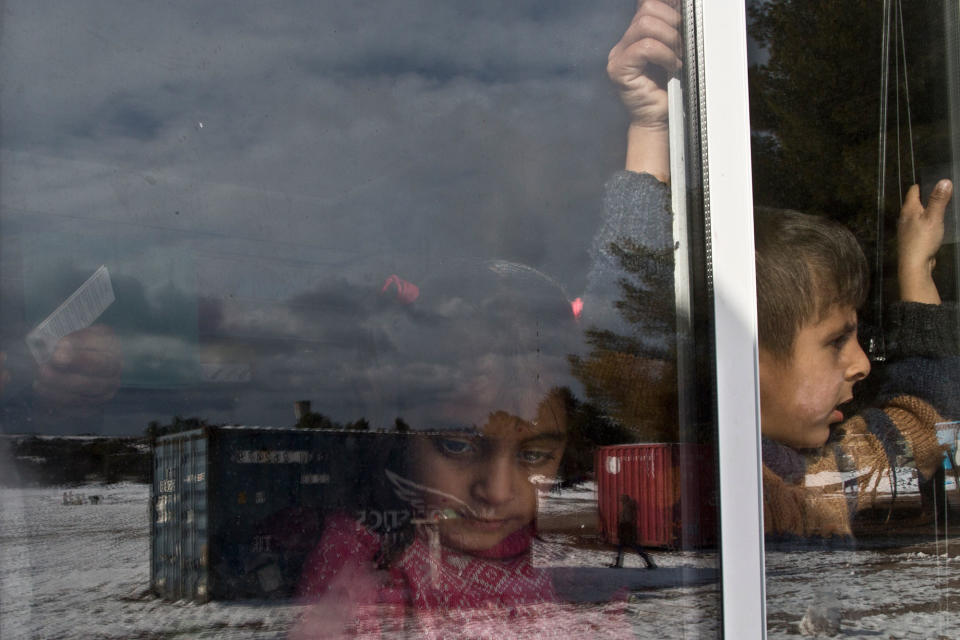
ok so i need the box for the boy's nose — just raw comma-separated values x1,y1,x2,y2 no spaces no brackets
845,341,871,382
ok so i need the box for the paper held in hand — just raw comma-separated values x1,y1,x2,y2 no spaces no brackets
26,265,115,364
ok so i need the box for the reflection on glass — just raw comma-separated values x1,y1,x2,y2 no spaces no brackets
749,0,960,635
1,1,722,637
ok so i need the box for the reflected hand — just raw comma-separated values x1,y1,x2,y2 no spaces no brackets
898,180,953,304
607,0,682,131
34,325,122,411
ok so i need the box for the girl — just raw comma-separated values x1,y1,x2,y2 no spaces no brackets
291,3,682,634
291,261,582,638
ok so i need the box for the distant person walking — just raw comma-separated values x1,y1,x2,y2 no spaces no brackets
610,494,656,569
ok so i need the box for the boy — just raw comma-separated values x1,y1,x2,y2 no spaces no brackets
605,0,957,537
755,186,955,537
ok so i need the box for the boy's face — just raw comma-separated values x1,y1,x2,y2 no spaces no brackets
409,392,567,554
758,304,870,449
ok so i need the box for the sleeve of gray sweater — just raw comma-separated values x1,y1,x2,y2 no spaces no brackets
884,301,959,359
581,170,676,358
873,302,960,420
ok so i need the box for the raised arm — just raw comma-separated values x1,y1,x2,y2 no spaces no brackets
882,179,959,360
607,0,681,182
861,180,958,481
897,179,953,304
578,2,685,385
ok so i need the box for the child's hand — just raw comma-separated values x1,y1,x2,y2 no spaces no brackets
33,324,122,413
607,0,681,180
898,180,953,304
608,0,682,130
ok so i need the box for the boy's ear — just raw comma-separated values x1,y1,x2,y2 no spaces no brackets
758,345,783,369
757,346,786,394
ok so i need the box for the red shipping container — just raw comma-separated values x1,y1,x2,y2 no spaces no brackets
595,443,717,549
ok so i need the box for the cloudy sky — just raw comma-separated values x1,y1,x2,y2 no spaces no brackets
0,0,645,434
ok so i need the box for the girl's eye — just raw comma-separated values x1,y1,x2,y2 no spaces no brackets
519,449,555,465
435,438,477,457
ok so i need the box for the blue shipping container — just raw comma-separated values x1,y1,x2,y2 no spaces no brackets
151,426,414,601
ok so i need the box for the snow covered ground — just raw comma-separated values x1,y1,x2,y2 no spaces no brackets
803,466,959,494
1,483,957,639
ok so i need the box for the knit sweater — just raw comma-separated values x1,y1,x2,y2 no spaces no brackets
293,515,634,639
594,170,960,539
761,394,948,538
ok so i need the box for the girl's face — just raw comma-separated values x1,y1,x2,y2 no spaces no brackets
409,392,567,554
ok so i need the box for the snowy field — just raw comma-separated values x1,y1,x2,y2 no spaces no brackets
1,483,958,639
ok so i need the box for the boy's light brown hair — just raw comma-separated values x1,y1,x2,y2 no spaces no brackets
754,208,870,358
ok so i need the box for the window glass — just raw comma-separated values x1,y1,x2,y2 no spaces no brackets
748,1,960,636
0,1,729,637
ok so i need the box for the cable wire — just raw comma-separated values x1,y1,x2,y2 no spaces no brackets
872,0,893,361
896,0,917,185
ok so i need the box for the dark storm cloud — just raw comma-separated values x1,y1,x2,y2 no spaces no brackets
1,1,634,434
71,95,166,142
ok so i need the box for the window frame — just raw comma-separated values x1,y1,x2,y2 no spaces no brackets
696,0,768,636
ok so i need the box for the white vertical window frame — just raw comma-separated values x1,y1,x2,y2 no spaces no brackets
668,74,694,435
696,1,767,637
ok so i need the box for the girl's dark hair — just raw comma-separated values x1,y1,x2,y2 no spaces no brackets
366,258,583,430
754,208,869,358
